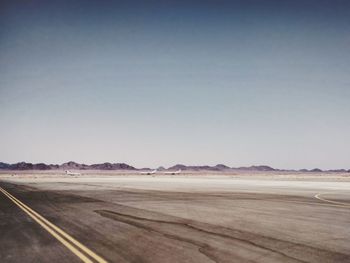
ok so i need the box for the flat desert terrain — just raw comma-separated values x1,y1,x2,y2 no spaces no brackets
1,173,350,263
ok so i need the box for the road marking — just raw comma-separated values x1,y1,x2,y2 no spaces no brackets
1,188,107,263
0,187,108,263
314,193,350,207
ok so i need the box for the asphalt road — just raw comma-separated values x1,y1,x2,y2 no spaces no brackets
1,176,350,263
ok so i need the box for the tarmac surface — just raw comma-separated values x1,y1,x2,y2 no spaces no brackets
1,175,350,263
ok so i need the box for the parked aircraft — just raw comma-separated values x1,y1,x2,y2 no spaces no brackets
139,169,157,175
164,169,182,175
65,170,81,176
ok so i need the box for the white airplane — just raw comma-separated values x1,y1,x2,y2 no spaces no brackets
65,170,81,176
164,169,182,175
139,169,157,175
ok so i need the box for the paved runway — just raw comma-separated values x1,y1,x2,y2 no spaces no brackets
1,175,350,262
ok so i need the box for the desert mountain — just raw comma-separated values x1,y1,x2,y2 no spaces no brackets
233,165,276,172
168,164,275,171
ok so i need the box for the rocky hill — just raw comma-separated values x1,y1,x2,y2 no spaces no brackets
168,164,221,171
0,162,11,169
89,162,135,170
233,165,277,172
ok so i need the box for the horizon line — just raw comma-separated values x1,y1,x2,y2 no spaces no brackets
1,160,349,172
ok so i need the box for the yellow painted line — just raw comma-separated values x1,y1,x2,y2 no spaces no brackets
314,193,350,207
0,188,93,263
1,187,108,263
0,187,108,263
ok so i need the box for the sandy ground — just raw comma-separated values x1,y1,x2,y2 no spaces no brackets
1,173,350,262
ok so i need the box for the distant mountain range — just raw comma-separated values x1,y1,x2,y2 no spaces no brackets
0,161,135,171
0,161,349,173
167,164,349,173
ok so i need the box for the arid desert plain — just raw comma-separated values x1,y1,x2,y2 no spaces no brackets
1,172,350,263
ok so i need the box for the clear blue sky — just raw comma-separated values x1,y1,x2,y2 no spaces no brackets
1,0,350,169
